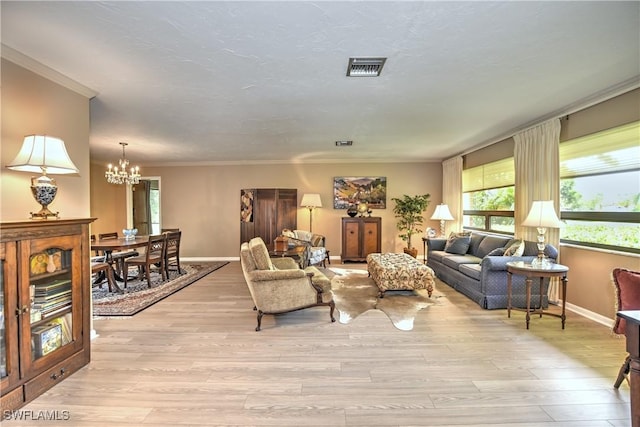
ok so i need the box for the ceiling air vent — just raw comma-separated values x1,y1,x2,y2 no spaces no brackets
346,57,386,77
335,140,353,147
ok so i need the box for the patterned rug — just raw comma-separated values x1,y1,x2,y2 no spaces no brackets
92,262,228,317
329,269,441,331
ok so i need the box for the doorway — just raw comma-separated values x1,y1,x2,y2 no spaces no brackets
132,178,161,235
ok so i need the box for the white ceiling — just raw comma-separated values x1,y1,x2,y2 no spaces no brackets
2,1,639,165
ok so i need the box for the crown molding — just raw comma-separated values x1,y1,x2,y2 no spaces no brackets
1,44,98,99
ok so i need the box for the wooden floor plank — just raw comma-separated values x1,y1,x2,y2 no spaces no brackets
4,261,631,426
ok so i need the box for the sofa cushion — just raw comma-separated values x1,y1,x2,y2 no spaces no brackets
444,232,472,254
442,254,482,270
248,237,275,270
468,233,486,256
476,235,511,258
504,239,525,256
459,263,482,281
428,250,449,263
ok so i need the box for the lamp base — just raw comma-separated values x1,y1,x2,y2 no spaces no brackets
30,175,59,220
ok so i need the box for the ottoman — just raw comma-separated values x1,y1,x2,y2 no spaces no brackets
366,252,436,298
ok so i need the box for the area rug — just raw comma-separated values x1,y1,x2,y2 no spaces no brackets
329,270,440,331
93,262,228,317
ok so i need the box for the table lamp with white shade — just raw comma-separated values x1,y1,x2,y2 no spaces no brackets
430,204,454,237
522,200,564,267
7,135,79,219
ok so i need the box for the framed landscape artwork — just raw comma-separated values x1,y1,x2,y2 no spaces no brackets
333,176,387,209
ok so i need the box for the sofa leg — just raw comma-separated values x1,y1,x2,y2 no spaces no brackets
255,310,263,332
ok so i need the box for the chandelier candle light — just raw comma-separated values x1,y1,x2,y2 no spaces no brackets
430,204,454,237
105,142,141,185
522,200,564,267
7,135,79,219
300,193,322,232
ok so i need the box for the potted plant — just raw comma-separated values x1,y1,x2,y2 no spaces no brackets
391,194,431,258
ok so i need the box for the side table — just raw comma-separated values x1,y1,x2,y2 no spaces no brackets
269,245,308,268
506,261,569,329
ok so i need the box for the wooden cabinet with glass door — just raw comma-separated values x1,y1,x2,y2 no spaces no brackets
0,218,94,415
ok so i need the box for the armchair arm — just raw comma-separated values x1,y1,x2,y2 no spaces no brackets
249,269,307,282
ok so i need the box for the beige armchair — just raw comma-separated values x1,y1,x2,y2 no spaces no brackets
281,229,329,267
240,237,335,331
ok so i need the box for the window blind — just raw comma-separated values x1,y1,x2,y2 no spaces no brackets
462,157,514,192
560,121,640,178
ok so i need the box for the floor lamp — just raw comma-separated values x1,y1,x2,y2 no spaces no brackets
430,204,454,237
301,193,322,232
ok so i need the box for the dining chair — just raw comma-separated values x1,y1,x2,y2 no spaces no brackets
97,231,139,277
163,230,182,277
123,234,167,289
91,260,117,293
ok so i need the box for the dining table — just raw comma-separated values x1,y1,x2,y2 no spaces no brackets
91,235,150,292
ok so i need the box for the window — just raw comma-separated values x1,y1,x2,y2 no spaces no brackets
462,158,515,233
559,121,640,253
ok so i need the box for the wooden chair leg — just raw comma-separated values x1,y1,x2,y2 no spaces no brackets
614,355,631,389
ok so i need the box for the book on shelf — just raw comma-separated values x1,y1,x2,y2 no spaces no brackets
33,289,72,304
32,322,63,358
48,313,72,345
34,278,71,294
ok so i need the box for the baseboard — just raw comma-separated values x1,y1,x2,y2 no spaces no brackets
564,301,615,329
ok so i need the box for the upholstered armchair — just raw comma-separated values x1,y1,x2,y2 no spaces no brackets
281,229,329,267
240,237,335,331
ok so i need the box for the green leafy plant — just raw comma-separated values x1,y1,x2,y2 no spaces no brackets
392,194,431,250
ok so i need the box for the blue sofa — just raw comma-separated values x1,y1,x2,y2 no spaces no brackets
426,232,558,309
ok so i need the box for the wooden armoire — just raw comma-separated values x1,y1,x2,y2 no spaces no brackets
240,189,297,250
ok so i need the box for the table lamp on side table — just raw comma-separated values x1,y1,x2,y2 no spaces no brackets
522,200,564,267
430,204,454,237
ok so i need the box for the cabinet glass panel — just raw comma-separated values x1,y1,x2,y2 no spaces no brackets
29,248,72,361
0,258,6,378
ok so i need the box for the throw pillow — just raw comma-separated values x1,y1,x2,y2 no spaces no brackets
487,247,506,256
444,232,472,255
613,268,640,335
503,239,525,257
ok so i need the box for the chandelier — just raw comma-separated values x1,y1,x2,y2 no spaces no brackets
105,142,141,185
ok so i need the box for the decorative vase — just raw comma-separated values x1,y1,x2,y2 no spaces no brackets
46,253,57,273
357,203,369,217
347,206,358,217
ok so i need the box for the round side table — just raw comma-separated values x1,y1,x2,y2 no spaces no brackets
506,261,569,329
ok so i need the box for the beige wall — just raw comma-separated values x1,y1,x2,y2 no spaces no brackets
561,246,640,322
1,59,91,220
90,162,443,259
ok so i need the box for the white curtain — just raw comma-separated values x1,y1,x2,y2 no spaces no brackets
514,118,561,300
442,156,463,234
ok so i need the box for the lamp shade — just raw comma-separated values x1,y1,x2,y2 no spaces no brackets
301,193,322,208
7,135,79,174
522,200,564,228
430,204,454,221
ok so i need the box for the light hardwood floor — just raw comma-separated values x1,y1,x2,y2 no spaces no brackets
5,261,632,426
